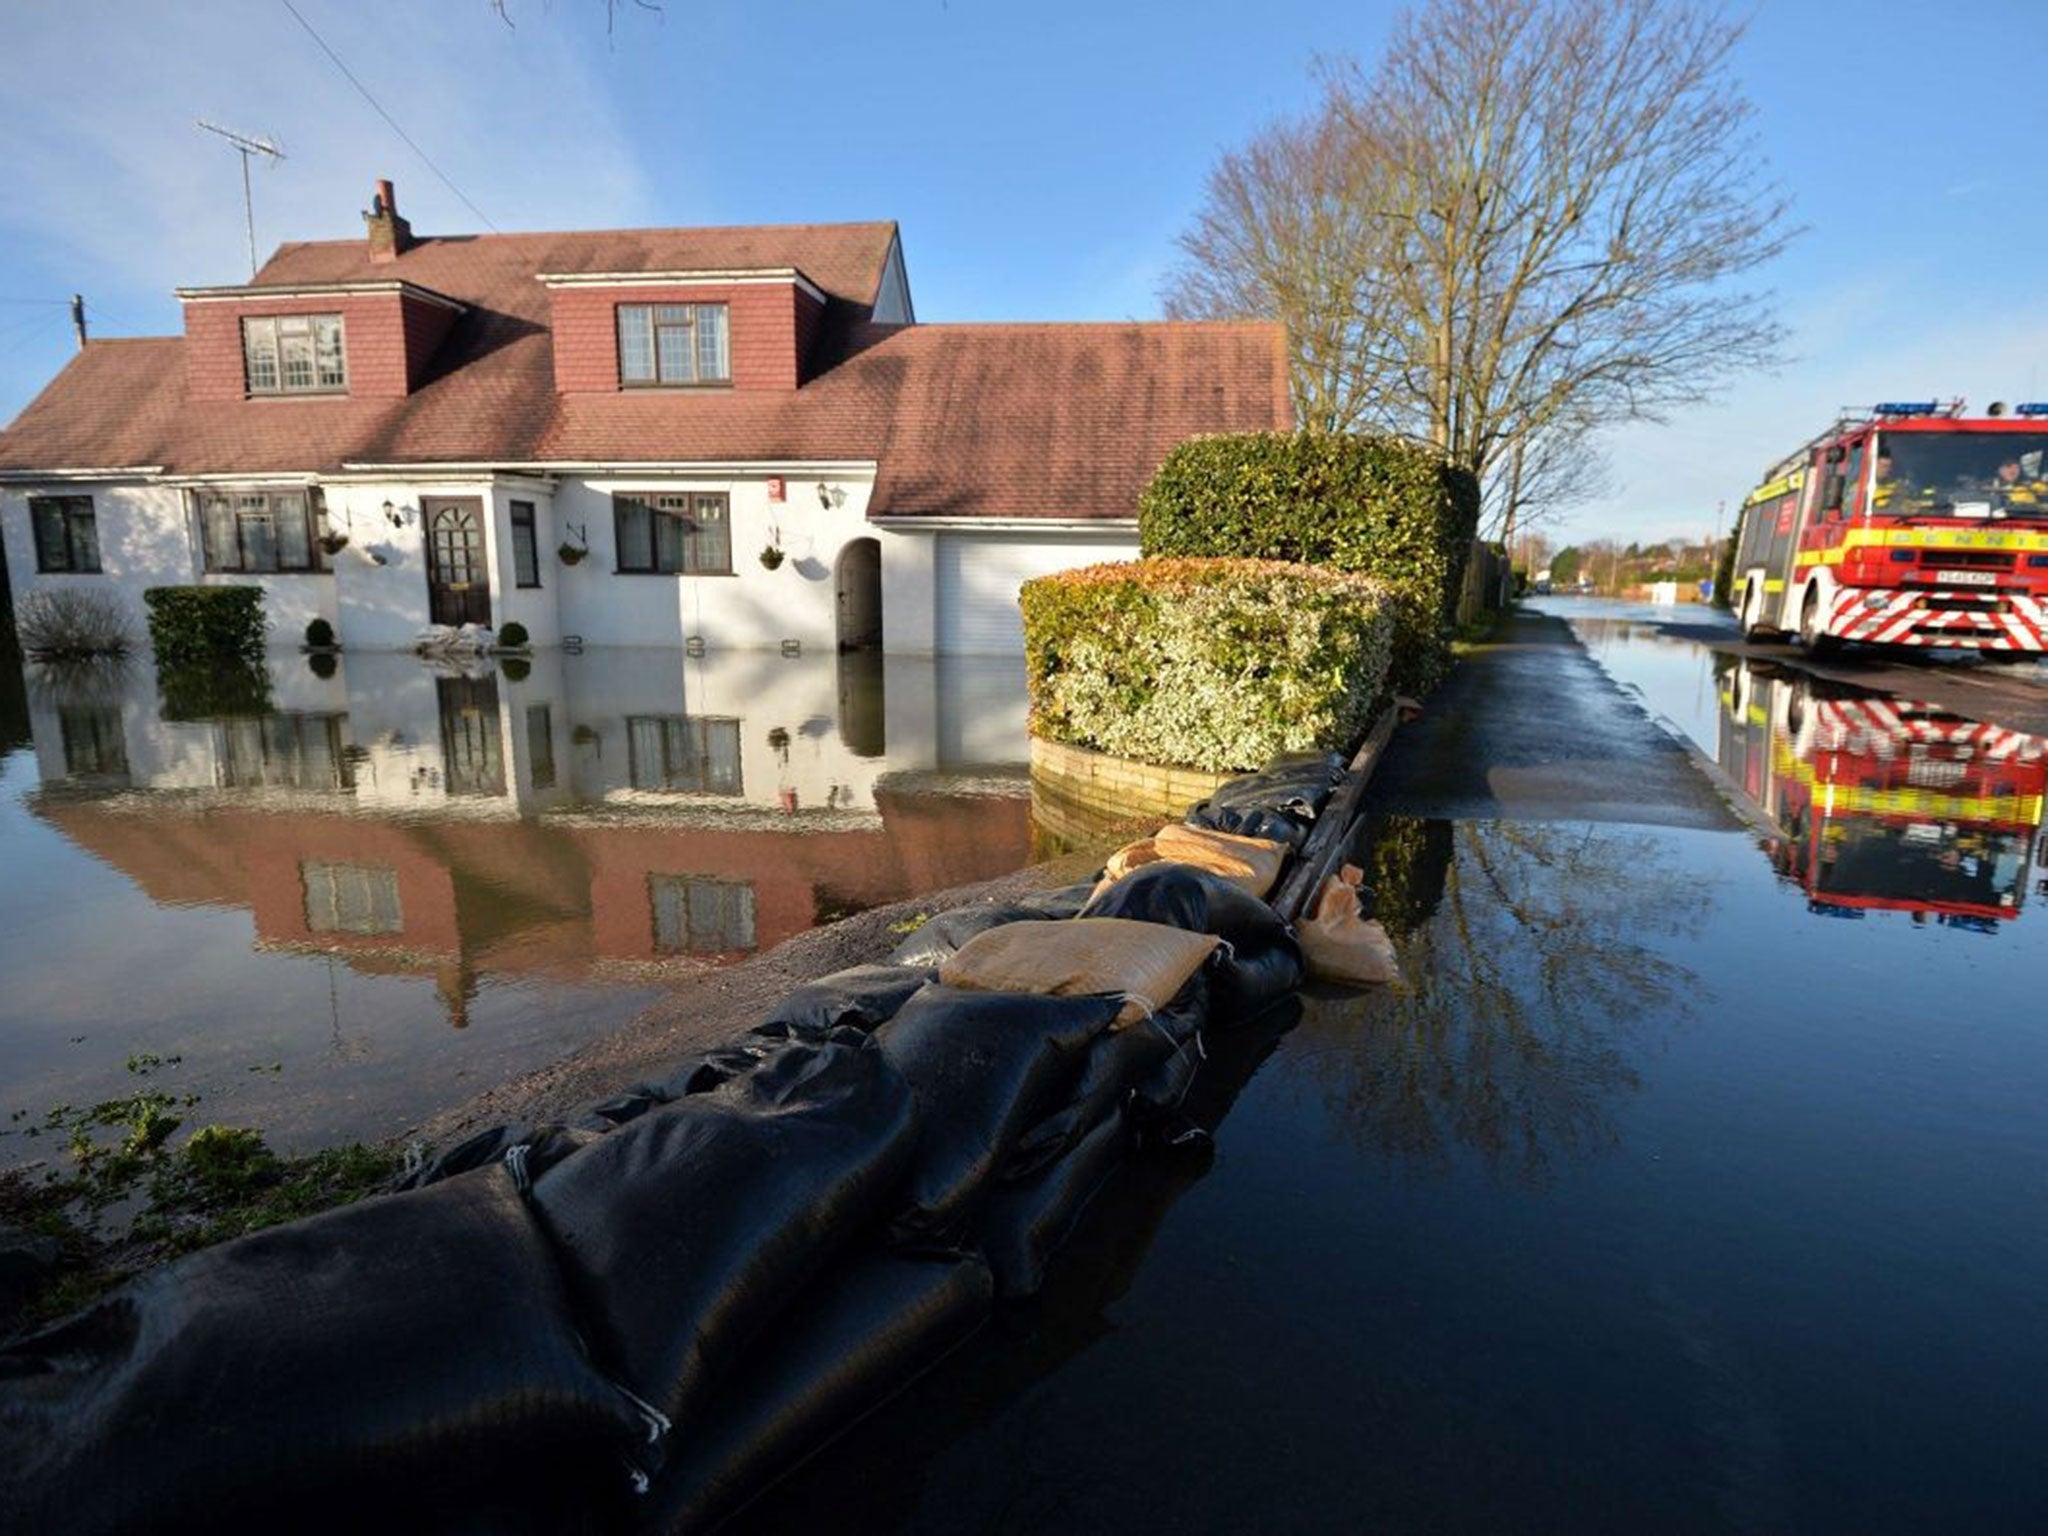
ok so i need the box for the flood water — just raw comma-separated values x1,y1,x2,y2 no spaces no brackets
0,644,1038,1155
737,599,2048,1534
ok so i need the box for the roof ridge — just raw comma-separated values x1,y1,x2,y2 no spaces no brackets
266,219,901,252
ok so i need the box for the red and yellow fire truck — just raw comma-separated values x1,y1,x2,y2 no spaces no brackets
1717,661,2048,927
1731,401,2048,652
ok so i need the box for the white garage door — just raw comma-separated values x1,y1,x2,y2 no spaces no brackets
934,533,1137,655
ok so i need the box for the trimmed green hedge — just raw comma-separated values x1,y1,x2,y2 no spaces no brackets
144,586,267,667
1021,557,1395,773
1138,432,1480,691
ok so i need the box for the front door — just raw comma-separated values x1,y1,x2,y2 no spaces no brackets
424,498,492,628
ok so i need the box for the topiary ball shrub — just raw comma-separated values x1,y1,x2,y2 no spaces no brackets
1138,431,1480,693
496,621,531,650
304,617,336,650
1020,557,1395,773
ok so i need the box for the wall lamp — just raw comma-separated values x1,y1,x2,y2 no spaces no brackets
382,499,415,528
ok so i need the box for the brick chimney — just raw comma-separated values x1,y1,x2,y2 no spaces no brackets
364,178,413,263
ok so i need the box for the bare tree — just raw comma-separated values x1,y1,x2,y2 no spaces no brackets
1165,0,1793,528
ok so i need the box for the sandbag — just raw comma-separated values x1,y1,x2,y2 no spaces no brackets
0,1165,640,1536
937,918,1219,1026
1102,836,1167,882
531,1039,918,1431
1183,801,1312,849
1005,974,1207,1179
585,1081,676,1128
1209,751,1346,816
1300,874,1403,986
760,964,935,1039
886,904,1054,968
392,1120,600,1192
979,1110,1131,1300
875,985,1124,1246
1015,880,1101,920
1152,822,1288,898
1080,863,1304,1021
640,1253,993,1535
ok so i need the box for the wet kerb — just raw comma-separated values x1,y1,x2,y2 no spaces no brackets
1367,608,1738,828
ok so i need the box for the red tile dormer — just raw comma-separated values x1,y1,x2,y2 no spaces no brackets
539,269,827,394
174,280,465,403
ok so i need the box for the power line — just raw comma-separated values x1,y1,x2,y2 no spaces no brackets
277,0,500,234
0,297,70,307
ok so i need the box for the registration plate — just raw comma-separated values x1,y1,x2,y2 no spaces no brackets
1933,569,1998,587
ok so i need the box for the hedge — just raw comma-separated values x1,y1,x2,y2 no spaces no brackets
144,587,267,667
1138,432,1481,691
1021,558,1396,773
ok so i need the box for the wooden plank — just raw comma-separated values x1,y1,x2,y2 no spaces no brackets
1271,705,1401,923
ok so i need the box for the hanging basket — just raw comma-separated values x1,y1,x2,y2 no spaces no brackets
317,531,351,556
558,542,588,566
759,545,786,571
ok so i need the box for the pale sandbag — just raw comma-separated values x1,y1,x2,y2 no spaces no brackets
1299,874,1402,986
938,917,1219,1026
1151,822,1288,899
1102,838,1166,883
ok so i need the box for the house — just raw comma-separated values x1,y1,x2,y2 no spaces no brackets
0,180,1290,655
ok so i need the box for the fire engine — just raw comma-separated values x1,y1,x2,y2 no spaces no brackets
1731,401,2048,652
1716,660,2048,927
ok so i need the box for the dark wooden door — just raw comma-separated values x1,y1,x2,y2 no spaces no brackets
424,498,492,627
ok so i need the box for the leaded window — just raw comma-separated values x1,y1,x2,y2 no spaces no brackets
616,304,729,385
614,493,731,575
29,495,100,573
198,489,326,573
243,314,346,395
510,500,541,588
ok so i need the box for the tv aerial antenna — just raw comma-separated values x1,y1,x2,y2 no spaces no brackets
196,120,285,279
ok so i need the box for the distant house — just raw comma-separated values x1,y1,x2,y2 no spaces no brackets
0,180,1289,655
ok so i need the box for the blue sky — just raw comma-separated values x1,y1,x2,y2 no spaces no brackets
1,0,2044,545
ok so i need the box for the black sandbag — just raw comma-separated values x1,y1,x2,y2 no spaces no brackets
392,1120,600,1192
531,1038,918,1430
1183,800,1313,849
760,964,935,1039
1004,974,1210,1179
586,1080,676,1127
979,1110,1132,1300
0,1165,639,1536
886,904,1054,968
639,1252,993,1535
658,1039,787,1100
1211,751,1346,816
1080,863,1305,1021
1014,880,1100,920
875,985,1124,1246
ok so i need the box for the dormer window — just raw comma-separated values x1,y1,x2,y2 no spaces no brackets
243,315,347,395
617,303,729,386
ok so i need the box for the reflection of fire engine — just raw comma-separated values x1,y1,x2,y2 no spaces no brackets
1731,401,2048,652
1716,662,2048,928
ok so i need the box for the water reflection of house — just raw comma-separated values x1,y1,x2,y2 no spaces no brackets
23,646,1033,1014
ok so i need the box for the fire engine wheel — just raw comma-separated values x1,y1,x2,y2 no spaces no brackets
1740,582,1771,642
1799,588,1840,656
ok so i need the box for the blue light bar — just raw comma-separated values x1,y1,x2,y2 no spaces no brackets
1874,401,1939,415
2016,402,2048,417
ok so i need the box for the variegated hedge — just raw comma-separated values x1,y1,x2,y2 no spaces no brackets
1020,557,1395,773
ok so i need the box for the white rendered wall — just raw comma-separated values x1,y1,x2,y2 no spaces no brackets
551,470,879,651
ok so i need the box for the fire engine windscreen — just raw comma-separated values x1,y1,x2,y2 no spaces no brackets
1872,432,2048,516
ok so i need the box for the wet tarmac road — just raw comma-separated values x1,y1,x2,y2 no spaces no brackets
735,600,2048,1536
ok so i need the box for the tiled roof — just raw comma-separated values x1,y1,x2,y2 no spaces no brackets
0,222,1290,518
